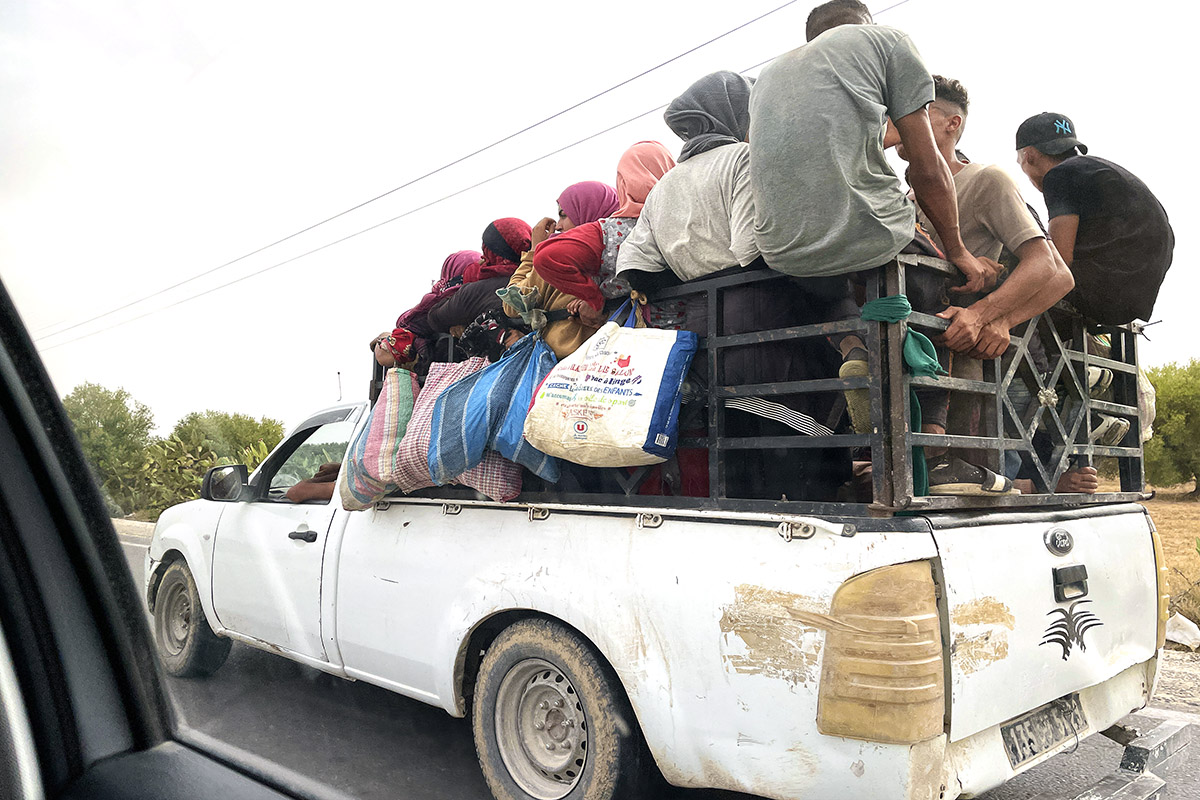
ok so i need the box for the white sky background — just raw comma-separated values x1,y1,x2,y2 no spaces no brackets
1,0,1193,435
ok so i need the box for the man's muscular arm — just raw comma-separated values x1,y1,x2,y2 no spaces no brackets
939,237,1074,357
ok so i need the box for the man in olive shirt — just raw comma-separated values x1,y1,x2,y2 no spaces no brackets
903,77,1075,358
1015,112,1173,326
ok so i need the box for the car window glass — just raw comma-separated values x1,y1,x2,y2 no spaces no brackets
267,419,354,492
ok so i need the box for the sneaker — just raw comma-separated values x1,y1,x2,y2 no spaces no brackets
1087,367,1113,399
927,455,1017,495
1090,414,1130,446
839,353,871,434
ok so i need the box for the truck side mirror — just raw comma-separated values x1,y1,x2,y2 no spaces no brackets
201,464,249,502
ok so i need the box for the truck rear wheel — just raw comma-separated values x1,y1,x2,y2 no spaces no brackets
472,618,647,800
153,561,231,678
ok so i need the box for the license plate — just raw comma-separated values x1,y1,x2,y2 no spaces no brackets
1000,694,1088,768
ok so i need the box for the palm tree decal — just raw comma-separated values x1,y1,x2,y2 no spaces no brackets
1040,600,1103,661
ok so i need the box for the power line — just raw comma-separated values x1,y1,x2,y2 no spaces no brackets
39,100,673,352
39,0,916,350
32,0,805,343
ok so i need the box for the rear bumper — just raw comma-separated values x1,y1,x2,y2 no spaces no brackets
949,657,1158,797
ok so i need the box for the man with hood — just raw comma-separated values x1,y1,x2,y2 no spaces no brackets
617,70,759,283
618,70,849,503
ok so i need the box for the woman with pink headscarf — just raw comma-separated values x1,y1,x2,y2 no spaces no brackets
532,142,676,321
500,180,621,358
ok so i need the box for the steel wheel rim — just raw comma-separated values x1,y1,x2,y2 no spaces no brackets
494,658,588,799
157,580,191,657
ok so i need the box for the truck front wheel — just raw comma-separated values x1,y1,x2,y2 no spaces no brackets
153,561,231,678
472,618,647,800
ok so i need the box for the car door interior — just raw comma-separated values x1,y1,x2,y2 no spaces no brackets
0,280,355,799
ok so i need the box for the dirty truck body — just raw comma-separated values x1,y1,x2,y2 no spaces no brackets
145,400,1171,800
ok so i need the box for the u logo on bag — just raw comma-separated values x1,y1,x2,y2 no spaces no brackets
573,420,588,438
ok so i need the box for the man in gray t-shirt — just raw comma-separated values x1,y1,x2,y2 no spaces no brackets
749,0,989,290
748,0,1006,495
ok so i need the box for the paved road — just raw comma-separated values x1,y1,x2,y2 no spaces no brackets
118,536,1199,800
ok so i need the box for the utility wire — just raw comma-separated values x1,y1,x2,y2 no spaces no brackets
38,100,672,352
33,0,805,343
39,0,915,350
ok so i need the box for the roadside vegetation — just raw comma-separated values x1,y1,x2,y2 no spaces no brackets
63,383,282,520
1137,360,1200,626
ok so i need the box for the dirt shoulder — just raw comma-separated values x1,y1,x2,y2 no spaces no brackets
1139,485,1200,624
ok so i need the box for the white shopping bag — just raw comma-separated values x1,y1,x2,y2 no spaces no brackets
523,302,698,467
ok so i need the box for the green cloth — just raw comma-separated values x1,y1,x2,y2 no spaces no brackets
909,388,927,496
860,294,913,323
904,332,946,379
860,294,941,495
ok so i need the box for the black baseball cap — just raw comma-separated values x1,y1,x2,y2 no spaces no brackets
1015,112,1088,155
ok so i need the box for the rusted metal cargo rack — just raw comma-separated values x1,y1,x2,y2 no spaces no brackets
370,254,1148,517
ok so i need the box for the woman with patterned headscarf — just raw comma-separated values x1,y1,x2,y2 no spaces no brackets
426,218,531,337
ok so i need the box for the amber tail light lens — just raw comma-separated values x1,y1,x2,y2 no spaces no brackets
1149,523,1169,650
816,561,945,744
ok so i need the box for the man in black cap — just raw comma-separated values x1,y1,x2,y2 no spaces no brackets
1015,112,1173,325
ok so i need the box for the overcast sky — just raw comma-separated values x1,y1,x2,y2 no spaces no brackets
2,0,1191,434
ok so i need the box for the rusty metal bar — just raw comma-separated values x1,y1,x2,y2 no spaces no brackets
715,434,871,450
1066,350,1139,375
865,268,892,508
706,283,725,500
909,375,1005,395
709,318,868,348
884,262,914,507
909,433,1027,449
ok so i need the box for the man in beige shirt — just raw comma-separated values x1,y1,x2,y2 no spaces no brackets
900,75,1096,493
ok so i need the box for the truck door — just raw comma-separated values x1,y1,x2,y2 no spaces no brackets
928,506,1160,744
211,408,359,662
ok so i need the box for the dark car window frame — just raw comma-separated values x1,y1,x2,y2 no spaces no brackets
0,280,362,800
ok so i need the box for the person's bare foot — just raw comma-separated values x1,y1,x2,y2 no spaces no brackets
1056,466,1099,494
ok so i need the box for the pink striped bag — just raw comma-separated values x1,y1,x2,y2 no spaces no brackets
394,358,522,502
339,367,420,511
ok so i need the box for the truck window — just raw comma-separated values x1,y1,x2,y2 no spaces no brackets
267,418,355,496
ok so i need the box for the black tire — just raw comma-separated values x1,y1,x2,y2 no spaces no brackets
472,618,647,800
153,560,231,678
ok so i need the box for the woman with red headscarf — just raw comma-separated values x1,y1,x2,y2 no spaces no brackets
371,248,480,371
533,142,676,321
426,217,531,337
500,181,620,358
501,143,676,358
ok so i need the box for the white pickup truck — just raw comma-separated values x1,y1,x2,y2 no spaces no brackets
144,261,1183,800
144,401,1176,800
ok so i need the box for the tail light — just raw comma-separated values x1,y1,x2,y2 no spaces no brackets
817,561,945,744
1149,520,1169,650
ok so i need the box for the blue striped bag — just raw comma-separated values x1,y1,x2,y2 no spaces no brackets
428,333,560,484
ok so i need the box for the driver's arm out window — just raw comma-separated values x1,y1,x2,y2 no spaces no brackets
265,418,355,499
